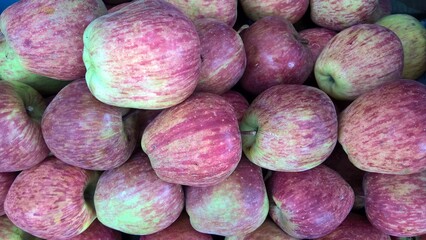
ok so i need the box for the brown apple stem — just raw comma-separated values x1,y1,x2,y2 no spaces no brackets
240,130,257,136
237,24,250,34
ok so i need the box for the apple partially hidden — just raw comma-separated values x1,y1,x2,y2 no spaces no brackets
225,218,297,240
69,220,122,240
239,0,309,23
0,216,40,240
0,172,18,216
221,90,249,121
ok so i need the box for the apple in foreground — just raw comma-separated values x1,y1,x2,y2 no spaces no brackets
0,81,49,172
239,0,309,23
142,92,241,187
268,165,354,239
364,171,426,237
4,157,99,239
41,79,139,170
339,79,426,174
315,24,403,100
0,216,40,240
221,90,249,121
70,220,122,240
239,84,337,172
0,172,18,216
240,16,313,96
83,0,201,109
94,151,184,235
225,218,297,240
186,157,268,236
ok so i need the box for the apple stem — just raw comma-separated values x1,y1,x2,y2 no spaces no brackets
237,24,250,34
300,38,309,45
240,130,257,136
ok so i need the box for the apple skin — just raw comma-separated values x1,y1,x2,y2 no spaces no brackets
315,24,403,100
221,90,249,121
376,14,426,80
317,213,391,240
140,212,212,240
83,0,201,110
268,165,355,239
240,16,313,96
0,172,18,216
298,28,336,62
69,220,122,240
239,0,309,23
94,151,184,235
364,171,426,237
339,79,426,174
0,215,41,240
225,218,298,240
164,0,237,26
4,157,99,239
194,18,246,95
0,81,49,172
41,79,138,170
240,84,337,172
185,157,269,236
142,92,241,187
0,0,107,80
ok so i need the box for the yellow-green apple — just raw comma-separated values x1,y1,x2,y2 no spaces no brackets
0,216,40,240
140,212,212,240
0,172,17,216
4,157,99,239
225,218,298,240
164,0,237,26
142,92,241,187
240,16,313,96
240,84,337,172
315,24,403,100
239,0,309,23
0,81,49,172
83,0,201,109
317,213,391,240
94,151,184,235
185,157,268,236
339,79,426,174
221,90,249,121
0,0,107,80
41,79,138,170
376,14,426,80
364,171,426,237
268,165,354,239
194,18,246,94
299,28,336,62
69,220,122,240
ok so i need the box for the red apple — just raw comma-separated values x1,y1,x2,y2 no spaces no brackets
299,28,336,62
0,0,107,80
83,0,201,109
0,215,40,240
94,151,184,235
194,18,246,94
240,16,313,96
41,79,139,170
142,92,241,187
185,157,268,236
221,90,249,121
225,218,297,240
0,172,17,216
239,84,337,172
339,79,426,174
364,171,426,237
268,165,354,239
69,220,122,240
239,0,309,23
4,157,99,239
0,81,49,172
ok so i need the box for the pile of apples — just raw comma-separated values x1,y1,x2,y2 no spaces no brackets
0,0,425,239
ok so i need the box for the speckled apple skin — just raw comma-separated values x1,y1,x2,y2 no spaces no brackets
221,91,249,121
0,172,18,216
68,220,122,240
240,0,309,23
225,218,298,240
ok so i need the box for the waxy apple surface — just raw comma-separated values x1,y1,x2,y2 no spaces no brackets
240,0,309,23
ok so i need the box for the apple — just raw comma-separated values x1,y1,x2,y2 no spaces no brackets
225,218,297,240
239,84,337,172
0,216,40,240
69,220,122,240
240,16,314,96
83,0,201,110
239,0,309,23
140,212,212,240
317,213,391,240
368,0,392,22
194,18,246,95
41,79,139,170
376,14,426,80
315,24,403,100
0,80,49,172
185,157,268,236
268,165,354,239
94,151,184,235
221,90,249,121
364,171,426,237
0,0,107,80
4,157,99,239
164,0,237,26
299,28,336,62
339,79,426,174
142,92,241,187
0,172,17,216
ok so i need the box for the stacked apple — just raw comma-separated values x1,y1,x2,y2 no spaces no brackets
0,0,425,239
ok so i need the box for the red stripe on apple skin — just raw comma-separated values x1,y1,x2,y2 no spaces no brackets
4,157,98,239
0,173,18,216
299,28,337,62
142,92,241,187
364,172,426,237
240,0,309,23
339,80,426,174
221,91,249,121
